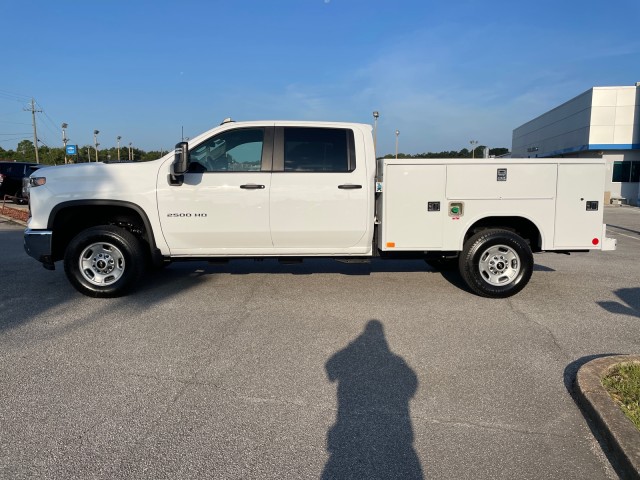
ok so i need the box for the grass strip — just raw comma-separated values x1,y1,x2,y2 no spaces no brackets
602,362,640,431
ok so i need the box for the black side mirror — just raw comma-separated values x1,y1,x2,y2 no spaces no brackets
170,141,189,185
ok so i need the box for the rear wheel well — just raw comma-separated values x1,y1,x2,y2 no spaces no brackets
50,204,154,262
464,216,542,252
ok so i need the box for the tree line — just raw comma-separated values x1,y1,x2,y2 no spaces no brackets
1,139,511,165
0,140,165,165
382,146,509,159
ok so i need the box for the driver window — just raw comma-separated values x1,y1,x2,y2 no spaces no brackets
188,128,264,173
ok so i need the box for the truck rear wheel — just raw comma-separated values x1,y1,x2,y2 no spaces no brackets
64,225,145,298
459,229,533,298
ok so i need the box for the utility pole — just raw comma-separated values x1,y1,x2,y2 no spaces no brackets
24,98,42,163
395,129,400,160
117,136,122,161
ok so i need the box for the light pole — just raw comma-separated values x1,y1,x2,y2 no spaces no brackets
62,123,68,164
128,142,132,161
470,140,478,159
117,136,122,161
373,111,379,158
395,129,400,160
93,130,100,162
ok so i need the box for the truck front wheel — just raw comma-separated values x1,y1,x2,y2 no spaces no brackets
64,226,145,298
459,229,533,298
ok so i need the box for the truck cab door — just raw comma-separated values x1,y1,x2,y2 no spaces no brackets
157,126,274,254
269,126,370,250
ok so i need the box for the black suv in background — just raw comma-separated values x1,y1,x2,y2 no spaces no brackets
0,161,40,203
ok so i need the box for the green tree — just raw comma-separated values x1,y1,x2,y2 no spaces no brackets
381,146,510,159
489,147,509,157
16,140,35,161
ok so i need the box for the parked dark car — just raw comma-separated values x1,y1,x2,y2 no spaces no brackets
0,161,40,204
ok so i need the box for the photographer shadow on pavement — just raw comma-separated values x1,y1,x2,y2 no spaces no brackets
322,320,424,479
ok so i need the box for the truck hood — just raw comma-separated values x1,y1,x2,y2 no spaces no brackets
36,160,166,198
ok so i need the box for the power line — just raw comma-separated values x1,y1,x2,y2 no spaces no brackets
36,101,62,133
42,113,61,134
37,115,60,141
0,94,29,103
2,94,65,154
0,136,30,143
38,138,52,148
0,89,31,100
33,101,63,152
0,120,32,125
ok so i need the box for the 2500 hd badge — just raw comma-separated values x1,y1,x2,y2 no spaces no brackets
166,213,207,217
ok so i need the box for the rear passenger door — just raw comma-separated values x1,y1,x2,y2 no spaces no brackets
269,126,369,249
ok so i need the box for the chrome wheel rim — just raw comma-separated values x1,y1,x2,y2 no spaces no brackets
79,242,125,286
478,244,520,286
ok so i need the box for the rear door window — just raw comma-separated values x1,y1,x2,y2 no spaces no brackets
283,128,355,172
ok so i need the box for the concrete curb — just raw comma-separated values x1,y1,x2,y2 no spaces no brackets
575,355,640,479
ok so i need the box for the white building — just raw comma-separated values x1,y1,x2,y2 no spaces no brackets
512,83,640,205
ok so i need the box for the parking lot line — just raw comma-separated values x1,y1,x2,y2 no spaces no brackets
608,231,640,241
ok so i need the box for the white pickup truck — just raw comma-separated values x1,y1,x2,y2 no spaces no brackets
24,120,616,298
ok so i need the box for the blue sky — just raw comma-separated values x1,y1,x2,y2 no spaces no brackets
1,0,639,156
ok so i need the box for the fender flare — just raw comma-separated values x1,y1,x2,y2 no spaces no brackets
47,199,160,258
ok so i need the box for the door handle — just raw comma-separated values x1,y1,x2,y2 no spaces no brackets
338,184,362,189
240,184,265,189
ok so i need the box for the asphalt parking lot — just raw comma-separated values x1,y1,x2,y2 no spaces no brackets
1,206,639,479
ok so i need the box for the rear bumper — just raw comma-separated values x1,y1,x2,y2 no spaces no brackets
24,229,55,269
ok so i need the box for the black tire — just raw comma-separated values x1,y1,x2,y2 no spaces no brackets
459,229,533,298
64,225,145,298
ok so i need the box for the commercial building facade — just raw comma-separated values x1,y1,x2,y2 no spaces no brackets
512,84,640,205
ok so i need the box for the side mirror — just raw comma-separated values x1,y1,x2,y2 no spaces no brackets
173,142,189,174
170,141,189,185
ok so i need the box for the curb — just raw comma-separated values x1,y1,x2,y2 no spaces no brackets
575,355,640,479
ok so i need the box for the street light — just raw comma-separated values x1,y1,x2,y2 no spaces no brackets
395,129,400,160
117,136,122,161
128,142,132,161
373,111,379,158
470,140,478,159
62,123,68,164
93,130,100,162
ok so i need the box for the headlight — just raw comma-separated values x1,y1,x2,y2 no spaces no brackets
29,177,46,187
